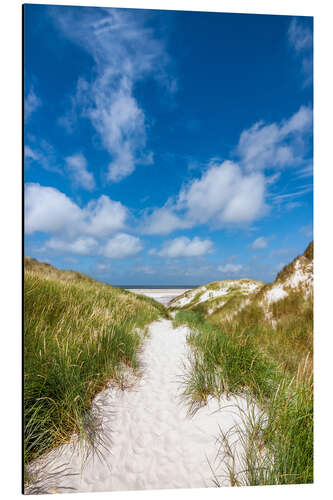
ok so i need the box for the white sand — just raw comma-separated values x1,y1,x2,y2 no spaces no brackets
198,288,229,303
265,284,288,303
127,289,190,306
171,288,200,308
172,281,262,310
263,257,313,306
285,257,313,290
27,319,261,494
198,282,261,306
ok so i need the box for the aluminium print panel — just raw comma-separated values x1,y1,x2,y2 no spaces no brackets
23,3,313,494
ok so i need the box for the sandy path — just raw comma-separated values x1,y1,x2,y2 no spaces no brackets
27,319,258,494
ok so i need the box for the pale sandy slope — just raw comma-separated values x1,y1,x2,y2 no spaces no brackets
27,319,260,494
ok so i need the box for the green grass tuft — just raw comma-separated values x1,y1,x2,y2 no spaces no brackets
174,295,313,485
24,263,166,478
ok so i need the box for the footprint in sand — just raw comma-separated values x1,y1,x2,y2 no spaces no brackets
26,319,260,493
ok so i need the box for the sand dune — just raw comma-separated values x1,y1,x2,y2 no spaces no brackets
27,319,260,494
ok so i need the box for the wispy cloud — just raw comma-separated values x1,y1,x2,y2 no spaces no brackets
134,265,156,275
25,87,41,121
271,184,312,204
236,105,312,172
24,140,62,174
288,19,312,52
251,237,268,249
218,263,244,274
52,7,174,182
24,145,39,161
269,247,297,258
285,201,302,211
65,153,95,191
25,143,96,190
57,77,89,133
297,162,313,179
96,262,111,271
288,18,313,86
300,224,313,238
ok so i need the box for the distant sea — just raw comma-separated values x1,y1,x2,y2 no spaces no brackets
116,285,199,289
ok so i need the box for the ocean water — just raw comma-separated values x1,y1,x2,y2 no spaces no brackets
122,287,195,306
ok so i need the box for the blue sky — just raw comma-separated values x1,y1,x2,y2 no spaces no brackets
24,4,313,285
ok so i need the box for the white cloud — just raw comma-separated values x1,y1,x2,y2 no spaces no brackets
45,236,98,255
217,168,266,224
272,185,312,204
107,149,136,183
91,81,146,182
84,195,128,237
25,183,127,237
269,248,295,258
300,224,313,238
101,233,143,259
144,160,267,234
52,7,173,182
25,184,82,235
252,237,268,249
285,201,302,211
288,19,313,86
25,88,41,121
288,18,312,53
134,265,155,275
24,145,39,161
96,263,110,271
218,263,243,274
297,162,313,178
65,153,95,191
157,236,213,258
144,208,191,235
236,106,312,172
27,184,138,258
142,105,312,236
280,106,313,135
24,140,61,173
57,77,89,133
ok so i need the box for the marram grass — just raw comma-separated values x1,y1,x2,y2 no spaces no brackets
174,302,313,485
24,264,167,477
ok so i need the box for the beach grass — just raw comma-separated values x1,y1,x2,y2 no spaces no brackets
209,291,313,376
173,291,313,485
24,258,167,478
24,252,313,488
174,311,279,408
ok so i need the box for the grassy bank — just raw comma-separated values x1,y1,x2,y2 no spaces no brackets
210,290,313,376
174,300,313,485
24,258,167,476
